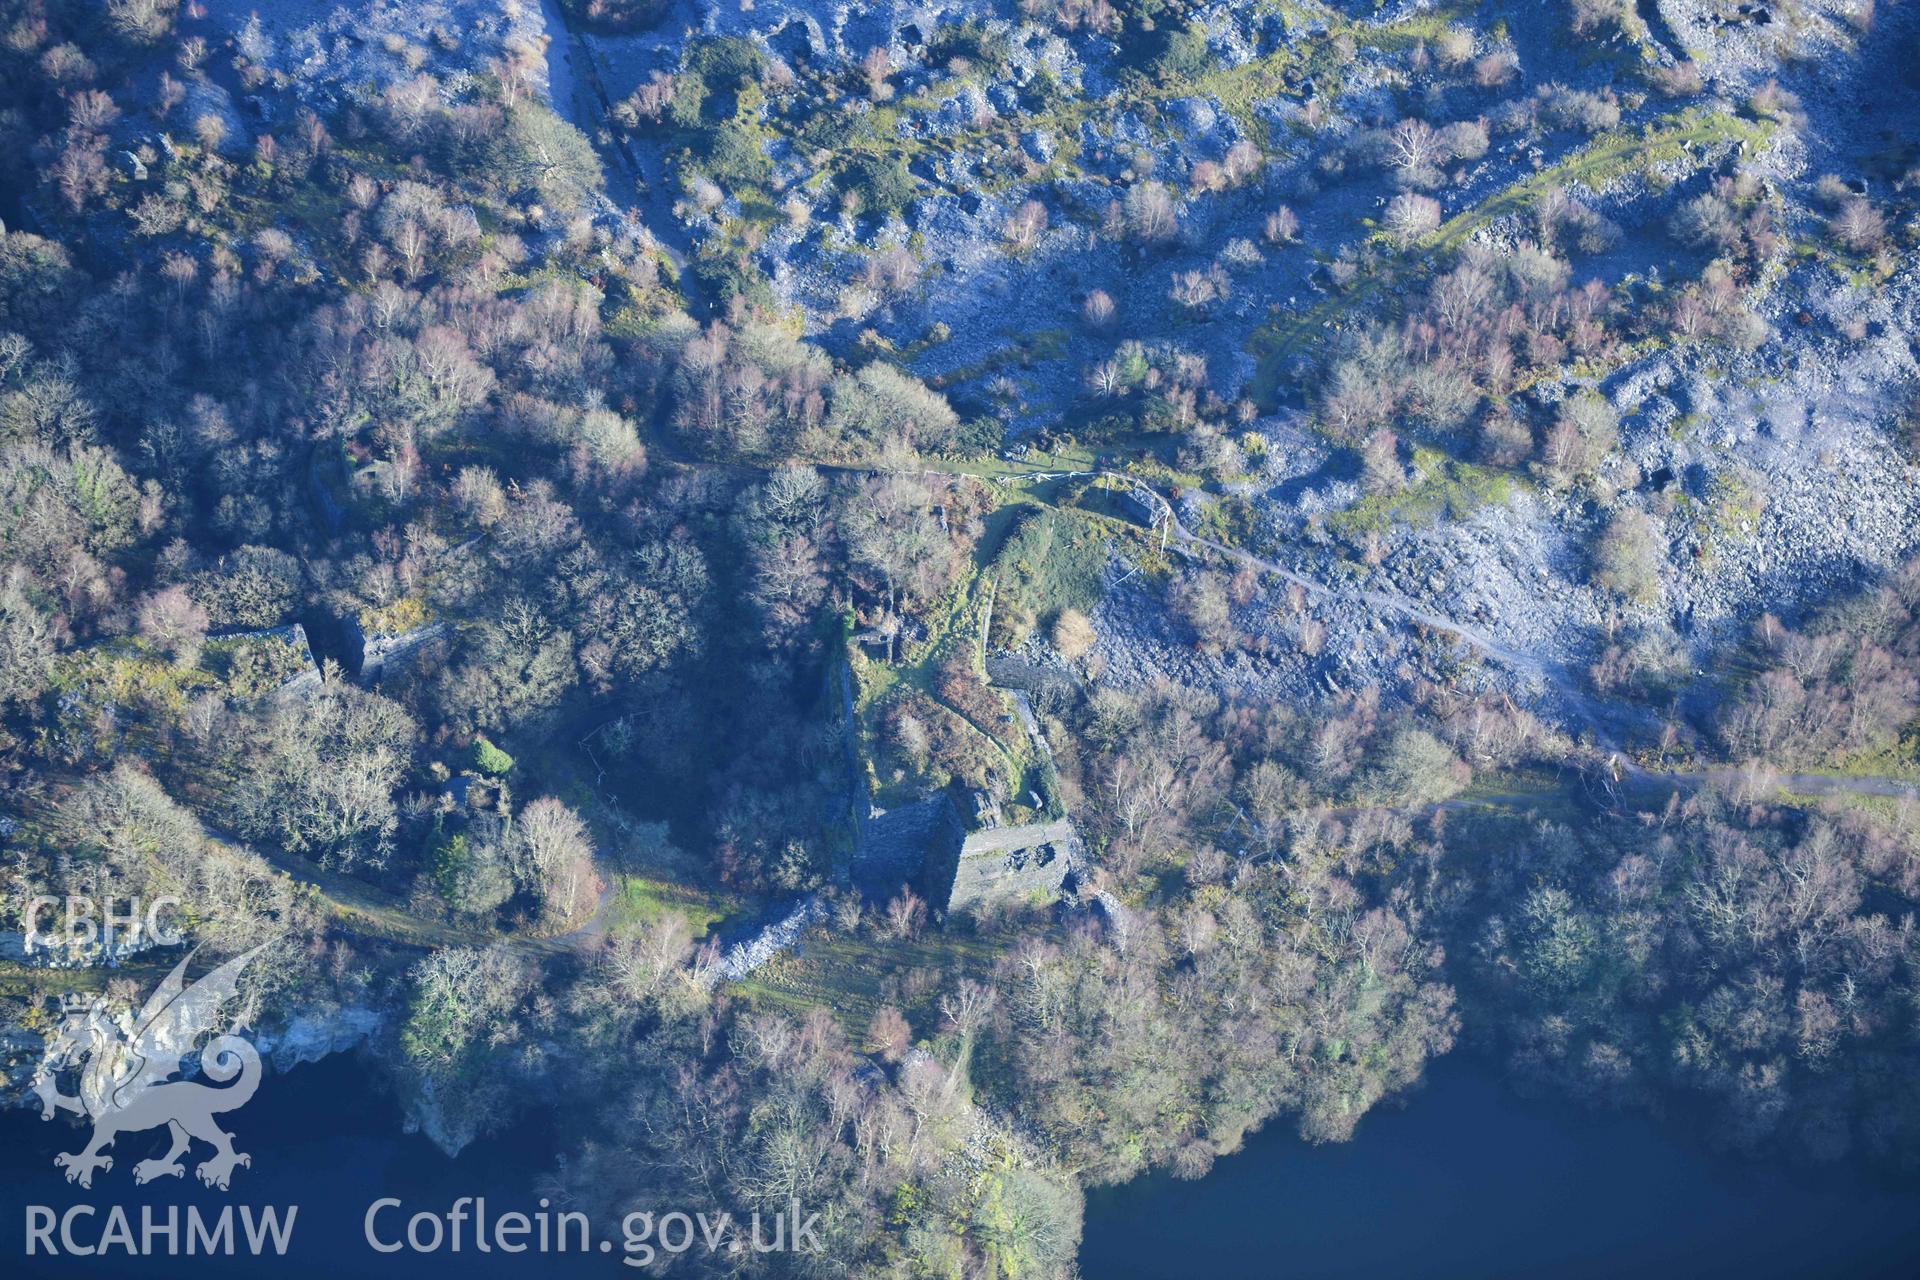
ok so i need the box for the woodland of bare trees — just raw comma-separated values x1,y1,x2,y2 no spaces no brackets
1457,788,1920,1167
1721,559,1920,767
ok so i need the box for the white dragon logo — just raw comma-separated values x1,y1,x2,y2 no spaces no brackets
32,943,270,1191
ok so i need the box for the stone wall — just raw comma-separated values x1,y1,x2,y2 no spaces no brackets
853,797,957,892
357,620,447,684
704,895,826,987
274,622,324,698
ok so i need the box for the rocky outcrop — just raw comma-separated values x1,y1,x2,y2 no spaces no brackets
250,1006,383,1071
0,929,166,969
3,992,382,1110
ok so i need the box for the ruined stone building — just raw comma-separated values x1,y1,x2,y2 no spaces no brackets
851,784,1075,917
920,811,1075,914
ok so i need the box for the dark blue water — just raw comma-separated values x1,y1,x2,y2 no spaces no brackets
0,1054,607,1278
8,1051,1920,1277
1080,1054,1920,1279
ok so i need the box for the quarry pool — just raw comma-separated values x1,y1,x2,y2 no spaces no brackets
5,1051,1919,1277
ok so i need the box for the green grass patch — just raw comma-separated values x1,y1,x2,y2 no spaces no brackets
1329,449,1519,537
1454,767,1587,821
1189,492,1266,548
1803,735,1920,785
987,507,1106,646
604,873,733,941
1777,789,1917,824
733,924,1011,1034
